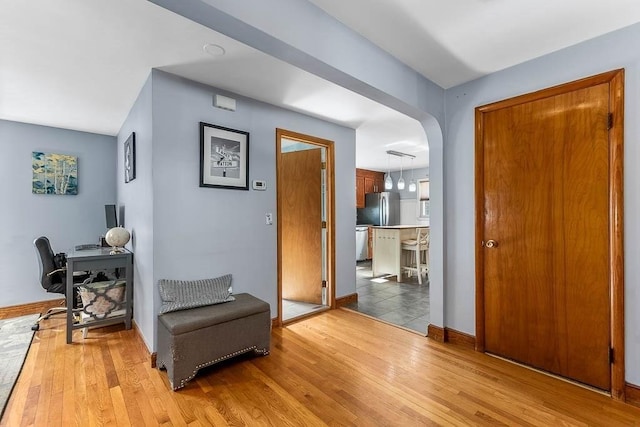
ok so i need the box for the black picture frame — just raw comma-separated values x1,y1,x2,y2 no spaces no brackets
124,132,136,183
199,122,249,190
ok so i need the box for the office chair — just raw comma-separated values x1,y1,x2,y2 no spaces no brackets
32,236,88,331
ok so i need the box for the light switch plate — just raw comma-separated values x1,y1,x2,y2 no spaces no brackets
252,180,266,191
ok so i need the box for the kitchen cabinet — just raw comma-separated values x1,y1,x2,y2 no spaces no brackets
356,174,365,208
356,168,385,208
364,176,376,194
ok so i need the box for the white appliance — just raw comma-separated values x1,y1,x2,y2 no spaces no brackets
356,226,369,261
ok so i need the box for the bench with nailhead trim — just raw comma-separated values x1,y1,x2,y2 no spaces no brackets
156,293,271,390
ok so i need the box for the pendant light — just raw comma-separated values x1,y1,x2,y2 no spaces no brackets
408,157,417,192
397,157,405,190
384,153,393,190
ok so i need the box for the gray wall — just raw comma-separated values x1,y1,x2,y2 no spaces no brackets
151,0,448,332
0,119,116,306
116,75,154,349
444,22,640,384
125,70,356,350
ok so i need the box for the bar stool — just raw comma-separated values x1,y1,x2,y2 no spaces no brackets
401,228,430,284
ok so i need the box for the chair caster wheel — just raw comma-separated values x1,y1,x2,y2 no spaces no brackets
31,324,40,331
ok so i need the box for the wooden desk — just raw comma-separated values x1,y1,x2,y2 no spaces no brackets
65,247,133,344
371,226,428,282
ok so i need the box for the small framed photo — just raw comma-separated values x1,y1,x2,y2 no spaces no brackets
200,122,249,190
124,132,136,183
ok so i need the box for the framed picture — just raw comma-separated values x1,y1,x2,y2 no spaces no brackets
124,132,136,183
32,151,78,195
200,122,249,190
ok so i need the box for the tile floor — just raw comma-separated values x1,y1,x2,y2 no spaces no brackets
345,260,430,334
282,299,327,321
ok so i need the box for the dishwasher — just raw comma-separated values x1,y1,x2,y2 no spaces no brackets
356,226,369,261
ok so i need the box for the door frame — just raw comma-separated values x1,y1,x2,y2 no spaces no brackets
276,128,336,326
474,69,625,399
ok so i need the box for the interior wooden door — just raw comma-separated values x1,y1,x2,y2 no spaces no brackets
478,80,614,390
281,148,323,304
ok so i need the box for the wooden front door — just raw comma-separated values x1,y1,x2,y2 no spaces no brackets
476,70,624,392
280,148,323,304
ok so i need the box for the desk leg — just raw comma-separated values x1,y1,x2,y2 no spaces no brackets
66,259,74,344
125,255,133,329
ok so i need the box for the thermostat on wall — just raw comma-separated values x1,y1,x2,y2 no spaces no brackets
252,180,267,191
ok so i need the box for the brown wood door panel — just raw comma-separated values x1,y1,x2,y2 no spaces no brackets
375,176,386,193
364,176,376,194
481,83,611,390
356,174,365,208
281,148,323,304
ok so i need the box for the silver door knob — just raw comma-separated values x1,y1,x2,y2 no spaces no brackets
485,240,498,248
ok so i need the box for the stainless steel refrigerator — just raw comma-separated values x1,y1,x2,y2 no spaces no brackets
358,192,401,226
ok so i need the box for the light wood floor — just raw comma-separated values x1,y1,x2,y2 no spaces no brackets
2,309,640,426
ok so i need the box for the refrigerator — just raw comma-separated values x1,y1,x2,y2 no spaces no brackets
358,192,401,226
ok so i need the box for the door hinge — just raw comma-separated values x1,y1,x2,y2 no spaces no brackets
608,113,613,130
321,221,327,228
321,162,327,170
609,347,614,364
321,280,327,288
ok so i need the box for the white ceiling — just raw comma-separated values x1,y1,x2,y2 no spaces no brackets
309,0,640,89
2,1,640,172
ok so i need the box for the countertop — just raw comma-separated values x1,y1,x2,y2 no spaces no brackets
370,225,429,229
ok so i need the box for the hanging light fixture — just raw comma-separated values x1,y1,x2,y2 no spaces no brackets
408,157,417,192
397,156,405,190
385,150,415,190
384,152,393,190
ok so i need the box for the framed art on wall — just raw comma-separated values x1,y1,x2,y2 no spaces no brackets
32,151,78,195
124,132,136,183
199,122,249,190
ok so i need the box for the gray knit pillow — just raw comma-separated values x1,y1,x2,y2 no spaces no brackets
158,275,235,314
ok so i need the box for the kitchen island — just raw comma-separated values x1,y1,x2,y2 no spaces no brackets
371,225,429,282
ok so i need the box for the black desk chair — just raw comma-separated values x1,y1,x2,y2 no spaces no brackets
32,236,89,331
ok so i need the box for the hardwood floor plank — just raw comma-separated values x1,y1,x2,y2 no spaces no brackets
282,319,477,424
109,386,132,426
132,363,173,425
251,354,360,425
61,335,77,427
238,362,330,426
72,334,90,426
2,310,640,426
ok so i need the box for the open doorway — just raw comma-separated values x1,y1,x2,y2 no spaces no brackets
349,171,431,335
347,120,431,334
276,128,335,324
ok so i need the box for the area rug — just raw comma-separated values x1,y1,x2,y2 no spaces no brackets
0,314,38,418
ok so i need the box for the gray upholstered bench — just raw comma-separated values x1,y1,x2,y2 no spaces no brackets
156,293,271,390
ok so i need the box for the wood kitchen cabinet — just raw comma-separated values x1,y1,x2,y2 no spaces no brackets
356,174,365,208
364,176,376,194
356,168,386,208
